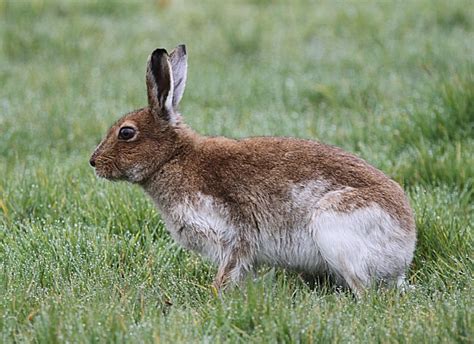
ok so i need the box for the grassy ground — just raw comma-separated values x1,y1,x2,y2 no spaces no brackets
1,0,473,342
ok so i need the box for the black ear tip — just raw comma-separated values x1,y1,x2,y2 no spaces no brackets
178,44,186,54
150,48,169,70
151,48,169,59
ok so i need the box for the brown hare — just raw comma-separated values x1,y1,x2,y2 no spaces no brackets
90,45,416,295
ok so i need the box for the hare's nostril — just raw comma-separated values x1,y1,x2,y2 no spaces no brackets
89,158,96,167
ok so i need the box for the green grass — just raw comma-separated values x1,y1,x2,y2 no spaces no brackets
1,0,473,342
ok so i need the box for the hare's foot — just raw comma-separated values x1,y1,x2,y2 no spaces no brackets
212,250,252,295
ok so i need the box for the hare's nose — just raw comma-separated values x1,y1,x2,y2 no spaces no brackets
89,158,96,167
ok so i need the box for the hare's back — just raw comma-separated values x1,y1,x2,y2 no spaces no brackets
198,136,389,188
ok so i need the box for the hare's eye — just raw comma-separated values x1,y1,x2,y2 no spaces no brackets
118,127,136,141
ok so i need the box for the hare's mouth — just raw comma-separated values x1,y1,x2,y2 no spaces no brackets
95,170,125,182
93,161,124,181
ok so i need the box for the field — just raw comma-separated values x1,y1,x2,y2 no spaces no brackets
0,0,473,342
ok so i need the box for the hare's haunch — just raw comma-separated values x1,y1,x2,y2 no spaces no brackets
90,45,416,295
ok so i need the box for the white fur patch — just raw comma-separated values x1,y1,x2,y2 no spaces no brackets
312,205,415,287
290,180,330,203
164,59,174,119
160,193,236,263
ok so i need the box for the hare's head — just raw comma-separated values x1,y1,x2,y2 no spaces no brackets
90,45,188,183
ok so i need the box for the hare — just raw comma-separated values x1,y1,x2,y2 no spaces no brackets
90,45,416,295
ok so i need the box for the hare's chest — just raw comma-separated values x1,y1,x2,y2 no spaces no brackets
159,194,236,263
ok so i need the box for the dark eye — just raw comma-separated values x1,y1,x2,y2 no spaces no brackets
118,127,136,140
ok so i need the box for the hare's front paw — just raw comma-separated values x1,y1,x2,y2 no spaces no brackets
212,251,253,295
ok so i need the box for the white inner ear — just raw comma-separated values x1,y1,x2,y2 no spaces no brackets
170,53,187,109
164,58,174,122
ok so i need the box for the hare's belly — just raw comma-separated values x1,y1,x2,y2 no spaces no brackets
255,227,326,273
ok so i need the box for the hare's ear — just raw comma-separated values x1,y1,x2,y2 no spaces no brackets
169,44,187,110
146,48,175,122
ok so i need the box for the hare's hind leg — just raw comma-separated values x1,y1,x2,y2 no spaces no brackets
312,188,409,295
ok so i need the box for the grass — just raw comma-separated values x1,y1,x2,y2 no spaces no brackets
0,0,473,342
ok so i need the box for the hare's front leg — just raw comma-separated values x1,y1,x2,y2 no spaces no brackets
212,247,252,293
